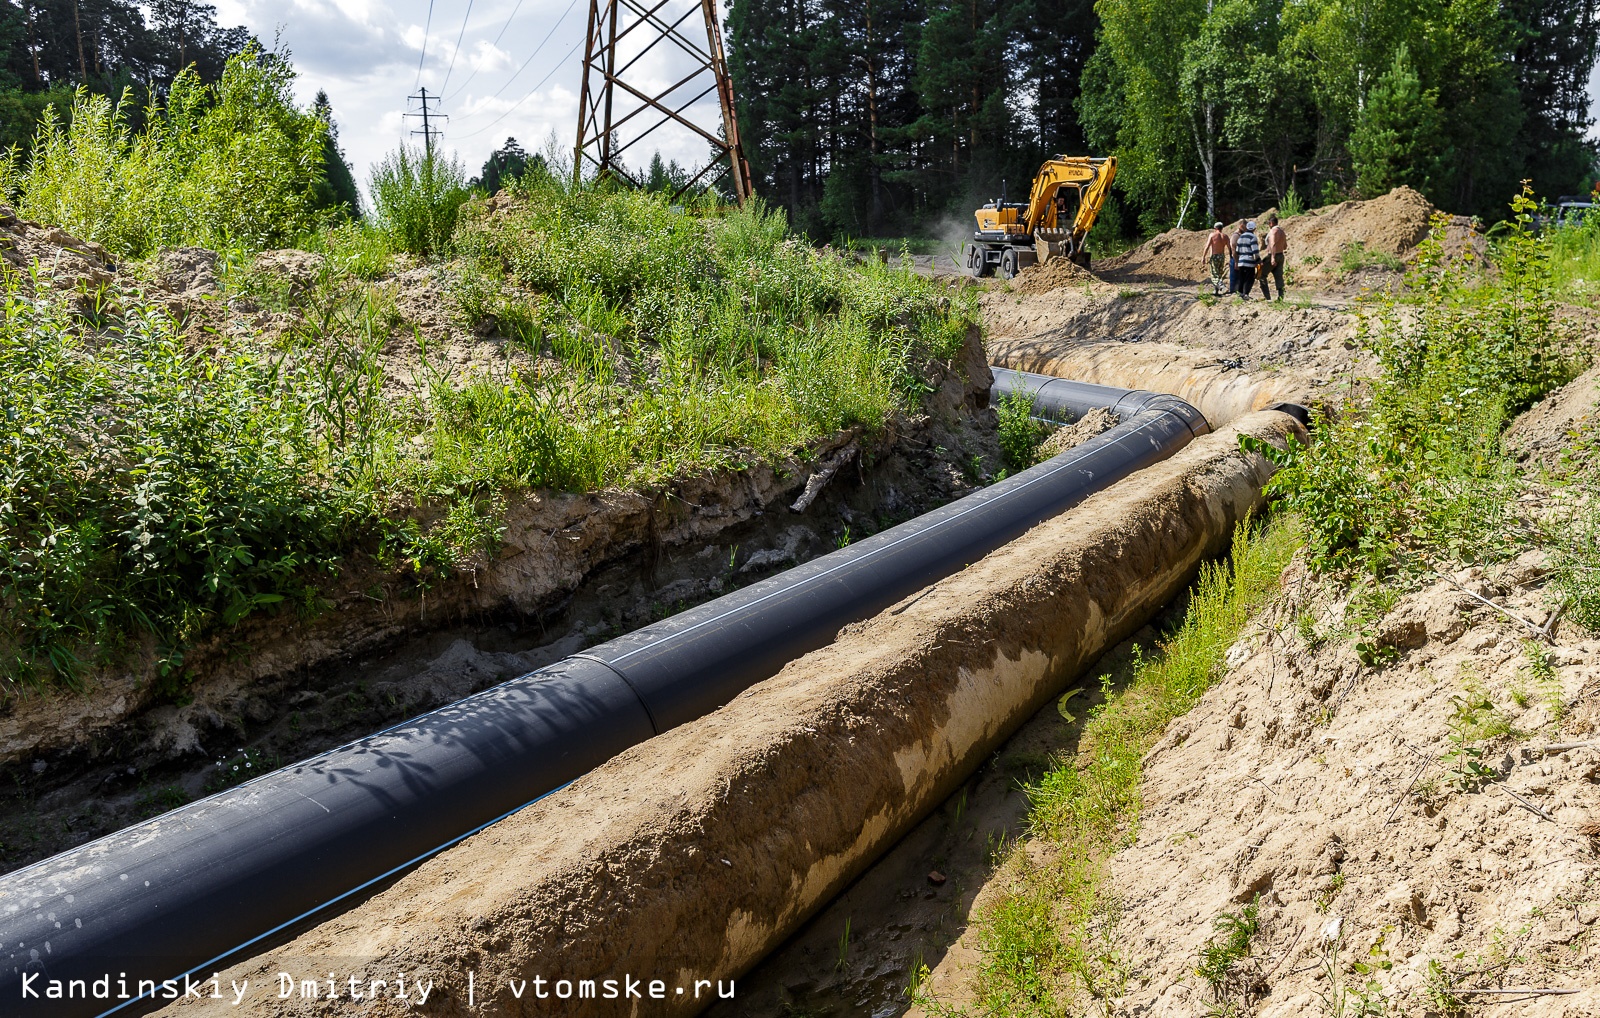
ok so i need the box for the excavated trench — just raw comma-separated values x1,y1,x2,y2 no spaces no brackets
0,345,1001,878
115,410,1301,1018
3,291,1319,1018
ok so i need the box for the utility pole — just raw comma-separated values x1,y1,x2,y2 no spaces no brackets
405,87,447,158
574,0,752,204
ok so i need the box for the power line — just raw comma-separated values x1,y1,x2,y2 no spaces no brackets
444,0,527,101
440,0,476,98
405,87,448,155
415,0,436,88
454,0,579,109
453,36,583,141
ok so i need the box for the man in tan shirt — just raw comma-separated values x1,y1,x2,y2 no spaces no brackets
1262,213,1288,300
1200,222,1232,297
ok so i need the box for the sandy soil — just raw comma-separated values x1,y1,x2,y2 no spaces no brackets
1099,186,1482,290
1506,365,1600,474
704,622,1170,1018
910,548,1600,1018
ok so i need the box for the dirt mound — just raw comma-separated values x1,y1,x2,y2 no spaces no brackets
0,204,116,297
1012,255,1096,295
157,247,221,298
1505,364,1600,471
1037,406,1119,459
1100,187,1476,286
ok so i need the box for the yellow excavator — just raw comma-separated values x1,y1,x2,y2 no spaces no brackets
964,155,1117,278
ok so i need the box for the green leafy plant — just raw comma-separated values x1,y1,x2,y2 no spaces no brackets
370,143,470,256
997,387,1052,471
1423,959,1467,1016
10,43,332,257
1196,896,1261,1014
1280,185,1306,218
1262,189,1580,582
204,747,277,793
1522,639,1566,723
1443,692,1500,790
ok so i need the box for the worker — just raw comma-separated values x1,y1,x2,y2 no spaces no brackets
1262,213,1288,300
1201,222,1232,297
1233,220,1260,299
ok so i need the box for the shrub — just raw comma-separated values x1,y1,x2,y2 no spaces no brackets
369,144,469,256
996,387,1051,471
9,44,329,257
0,274,366,687
1261,188,1581,579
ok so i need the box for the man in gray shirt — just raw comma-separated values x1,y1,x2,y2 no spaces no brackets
1234,221,1260,300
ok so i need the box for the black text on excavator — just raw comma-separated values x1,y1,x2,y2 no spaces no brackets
964,156,1117,279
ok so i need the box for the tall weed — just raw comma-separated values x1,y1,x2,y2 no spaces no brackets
10,44,329,256
370,144,470,257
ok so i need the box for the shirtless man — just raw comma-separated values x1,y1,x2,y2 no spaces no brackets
1262,213,1288,300
1201,222,1231,297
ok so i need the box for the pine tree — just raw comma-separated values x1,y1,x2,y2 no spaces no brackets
310,89,362,219
1349,45,1444,199
472,137,539,195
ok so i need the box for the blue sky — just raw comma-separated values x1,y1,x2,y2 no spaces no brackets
219,2,1600,204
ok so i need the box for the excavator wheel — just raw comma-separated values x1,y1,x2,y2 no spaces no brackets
963,243,983,277
1000,248,1019,280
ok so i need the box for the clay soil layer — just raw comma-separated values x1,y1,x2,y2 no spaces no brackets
150,411,1303,1017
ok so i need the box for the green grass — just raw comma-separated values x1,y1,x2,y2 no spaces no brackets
1544,213,1600,298
1337,241,1405,275
836,235,942,256
914,516,1302,1017
1338,241,1404,274
0,179,976,691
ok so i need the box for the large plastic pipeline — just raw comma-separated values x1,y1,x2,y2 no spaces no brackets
0,370,1206,1016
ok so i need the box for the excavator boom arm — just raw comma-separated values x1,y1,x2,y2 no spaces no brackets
1024,156,1117,245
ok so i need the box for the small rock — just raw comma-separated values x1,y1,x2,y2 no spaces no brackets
927,870,947,886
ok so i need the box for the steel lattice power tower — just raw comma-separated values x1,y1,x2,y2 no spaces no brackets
574,0,753,203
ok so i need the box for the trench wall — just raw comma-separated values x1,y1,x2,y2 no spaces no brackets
153,410,1302,1018
989,339,1309,425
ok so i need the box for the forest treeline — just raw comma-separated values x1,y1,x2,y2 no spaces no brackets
727,0,1600,239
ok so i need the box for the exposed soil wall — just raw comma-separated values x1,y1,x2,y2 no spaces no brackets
910,553,1600,1018
984,286,1361,423
152,409,1303,1018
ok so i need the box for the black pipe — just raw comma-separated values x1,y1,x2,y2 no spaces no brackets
0,371,1207,1015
